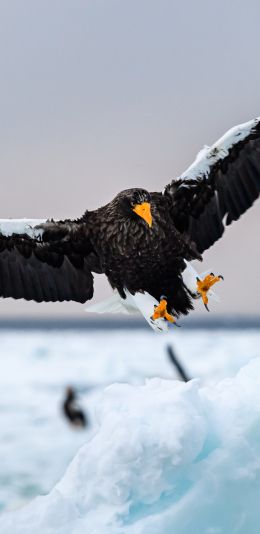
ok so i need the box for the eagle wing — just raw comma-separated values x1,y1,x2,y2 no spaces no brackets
0,218,101,303
164,116,260,253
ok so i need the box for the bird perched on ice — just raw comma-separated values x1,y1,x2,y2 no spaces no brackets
62,387,87,428
0,116,260,332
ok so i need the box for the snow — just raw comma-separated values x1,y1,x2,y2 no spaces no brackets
0,328,260,533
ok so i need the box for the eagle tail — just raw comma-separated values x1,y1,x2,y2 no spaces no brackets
85,291,137,315
86,289,170,333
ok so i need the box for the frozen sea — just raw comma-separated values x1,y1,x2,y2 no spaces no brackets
0,324,259,517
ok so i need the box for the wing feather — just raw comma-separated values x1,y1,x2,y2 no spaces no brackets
164,117,260,253
0,218,101,303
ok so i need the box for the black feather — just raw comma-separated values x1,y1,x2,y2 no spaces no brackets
0,117,260,320
165,121,260,254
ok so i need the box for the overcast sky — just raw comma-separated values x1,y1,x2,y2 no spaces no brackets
0,0,259,318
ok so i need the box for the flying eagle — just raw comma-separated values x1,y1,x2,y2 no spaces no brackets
0,116,260,332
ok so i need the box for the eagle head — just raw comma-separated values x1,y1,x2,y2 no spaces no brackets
118,188,152,228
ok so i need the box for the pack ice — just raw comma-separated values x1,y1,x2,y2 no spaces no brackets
1,357,260,534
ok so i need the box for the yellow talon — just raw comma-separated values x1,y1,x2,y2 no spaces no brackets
196,273,224,311
151,297,176,323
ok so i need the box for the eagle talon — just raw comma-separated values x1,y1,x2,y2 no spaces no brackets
196,273,224,310
151,297,176,324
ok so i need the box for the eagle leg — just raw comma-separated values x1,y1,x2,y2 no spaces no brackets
196,274,224,311
151,296,176,323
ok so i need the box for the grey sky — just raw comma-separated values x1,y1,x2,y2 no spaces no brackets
0,0,259,317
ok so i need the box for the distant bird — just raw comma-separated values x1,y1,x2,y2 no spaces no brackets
166,345,191,382
0,116,260,331
62,387,87,428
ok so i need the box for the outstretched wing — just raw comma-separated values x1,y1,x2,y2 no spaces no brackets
164,117,260,253
0,218,101,303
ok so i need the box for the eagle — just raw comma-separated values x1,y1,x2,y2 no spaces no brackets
0,116,260,332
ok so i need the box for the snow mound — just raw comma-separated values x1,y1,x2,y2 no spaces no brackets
2,358,260,534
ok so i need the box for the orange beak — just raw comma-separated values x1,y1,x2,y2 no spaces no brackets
132,202,152,227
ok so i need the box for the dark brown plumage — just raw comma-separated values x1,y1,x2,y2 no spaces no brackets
0,116,260,320
85,189,200,315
